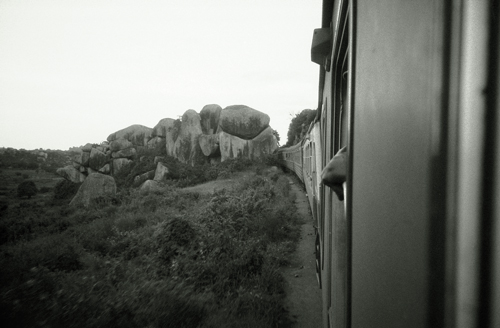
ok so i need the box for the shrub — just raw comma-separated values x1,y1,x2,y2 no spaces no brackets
39,186,51,193
17,180,37,199
158,217,196,263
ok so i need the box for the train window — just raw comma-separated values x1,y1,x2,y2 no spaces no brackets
333,12,349,151
340,55,349,148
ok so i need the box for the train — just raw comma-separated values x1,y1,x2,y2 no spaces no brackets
278,1,499,327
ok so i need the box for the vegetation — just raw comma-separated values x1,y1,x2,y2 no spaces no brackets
0,148,72,174
285,109,317,147
52,180,81,203
16,180,37,199
113,150,277,191
0,159,300,327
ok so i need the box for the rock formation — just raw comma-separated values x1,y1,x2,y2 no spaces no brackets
219,105,270,139
57,165,86,183
173,110,204,166
199,134,220,157
56,104,278,185
107,124,153,148
153,162,169,181
207,105,277,162
70,173,116,207
200,104,222,135
140,179,160,192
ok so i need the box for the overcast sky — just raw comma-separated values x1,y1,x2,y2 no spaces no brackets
0,0,321,150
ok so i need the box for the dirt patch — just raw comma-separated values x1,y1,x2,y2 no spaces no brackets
283,176,322,327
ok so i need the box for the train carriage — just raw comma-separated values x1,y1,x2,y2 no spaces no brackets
280,0,500,327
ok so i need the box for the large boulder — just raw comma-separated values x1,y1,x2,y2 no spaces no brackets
81,143,94,152
109,138,134,152
219,132,250,161
70,173,116,207
153,162,169,181
88,148,109,171
219,105,270,140
166,120,180,157
173,110,204,165
248,126,278,158
99,163,111,174
147,136,166,151
133,170,155,187
81,151,90,166
200,104,222,135
219,127,278,161
111,147,137,159
199,134,220,157
72,150,83,164
140,180,160,192
56,165,86,183
112,158,133,174
107,125,153,147
152,118,176,137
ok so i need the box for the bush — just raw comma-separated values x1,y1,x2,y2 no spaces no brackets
39,186,51,193
17,180,37,199
158,217,196,263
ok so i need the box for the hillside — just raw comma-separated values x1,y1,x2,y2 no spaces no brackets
0,160,302,327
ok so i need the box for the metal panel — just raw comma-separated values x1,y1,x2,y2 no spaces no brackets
351,1,446,327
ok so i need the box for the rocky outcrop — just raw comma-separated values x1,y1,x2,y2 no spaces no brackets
88,148,109,171
57,165,86,183
110,139,133,152
73,150,90,167
133,170,155,187
219,132,249,160
113,158,132,174
249,127,279,158
107,125,153,147
140,180,160,192
70,173,116,207
99,163,111,174
219,127,278,161
153,162,169,181
173,110,204,165
57,103,278,184
200,104,222,135
199,134,220,157
111,148,136,159
81,143,94,152
153,118,175,137
219,105,270,140
147,136,165,151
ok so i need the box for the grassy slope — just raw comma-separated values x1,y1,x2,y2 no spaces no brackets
0,165,300,328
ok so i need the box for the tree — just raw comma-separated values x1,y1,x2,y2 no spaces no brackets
272,129,281,146
286,109,317,147
17,180,38,199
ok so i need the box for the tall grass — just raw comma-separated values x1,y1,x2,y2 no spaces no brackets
0,166,299,327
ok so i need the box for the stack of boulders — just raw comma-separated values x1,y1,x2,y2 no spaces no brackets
56,104,278,187
214,105,277,161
